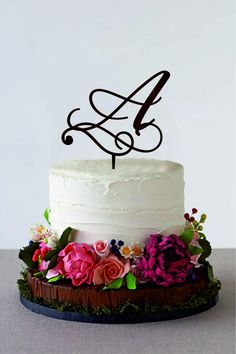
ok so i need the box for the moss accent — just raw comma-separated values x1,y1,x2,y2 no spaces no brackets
17,270,221,316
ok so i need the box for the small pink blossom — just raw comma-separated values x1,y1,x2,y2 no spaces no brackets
93,240,110,257
39,260,50,272
190,231,201,267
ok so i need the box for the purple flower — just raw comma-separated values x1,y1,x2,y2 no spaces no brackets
135,234,194,287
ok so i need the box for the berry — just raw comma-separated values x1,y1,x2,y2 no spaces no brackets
192,208,198,214
200,214,207,223
110,239,116,246
184,213,190,221
198,225,203,231
117,240,124,247
189,216,195,222
187,269,196,282
111,245,118,253
111,244,121,257
115,250,121,257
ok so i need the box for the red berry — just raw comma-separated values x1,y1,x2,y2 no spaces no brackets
32,249,40,262
189,216,195,222
192,208,198,214
184,213,190,220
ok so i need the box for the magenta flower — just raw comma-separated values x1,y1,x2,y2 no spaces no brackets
135,234,194,287
131,263,148,284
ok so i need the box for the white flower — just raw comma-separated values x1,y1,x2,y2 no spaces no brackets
46,234,58,249
30,225,58,249
120,245,133,258
130,242,144,258
30,225,48,241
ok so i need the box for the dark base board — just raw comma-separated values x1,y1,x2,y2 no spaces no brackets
20,294,219,324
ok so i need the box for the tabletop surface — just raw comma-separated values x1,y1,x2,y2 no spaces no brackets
0,249,235,354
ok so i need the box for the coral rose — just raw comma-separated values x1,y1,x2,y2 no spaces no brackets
47,242,97,286
92,255,130,285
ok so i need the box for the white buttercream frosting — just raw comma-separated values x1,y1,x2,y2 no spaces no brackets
49,159,185,244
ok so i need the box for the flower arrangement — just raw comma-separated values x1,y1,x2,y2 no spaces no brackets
19,208,214,290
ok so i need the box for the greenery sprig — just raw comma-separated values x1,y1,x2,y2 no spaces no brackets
179,208,212,264
184,208,207,238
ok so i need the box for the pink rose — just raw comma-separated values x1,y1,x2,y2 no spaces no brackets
93,240,110,257
47,242,97,286
92,255,130,285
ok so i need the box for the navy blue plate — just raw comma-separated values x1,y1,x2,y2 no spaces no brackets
20,294,218,323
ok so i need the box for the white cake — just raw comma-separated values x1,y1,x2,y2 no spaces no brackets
49,159,185,244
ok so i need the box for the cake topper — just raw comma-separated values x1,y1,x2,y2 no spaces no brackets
61,70,170,169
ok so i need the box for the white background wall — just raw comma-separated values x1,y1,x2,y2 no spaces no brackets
0,0,235,249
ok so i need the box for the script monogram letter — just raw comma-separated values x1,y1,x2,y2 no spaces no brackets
62,71,170,169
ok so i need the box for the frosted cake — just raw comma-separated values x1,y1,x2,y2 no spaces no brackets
18,159,221,323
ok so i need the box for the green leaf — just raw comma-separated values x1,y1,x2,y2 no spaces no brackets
179,230,194,244
47,253,58,270
126,272,136,290
44,249,58,261
34,270,47,278
44,208,51,225
207,262,213,280
58,227,73,249
48,275,64,283
103,278,123,290
34,271,42,278
19,242,39,268
198,239,212,264
188,245,203,256
206,262,216,285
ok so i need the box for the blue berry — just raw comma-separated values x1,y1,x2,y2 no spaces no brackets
117,240,124,247
29,240,34,246
186,270,196,282
111,245,118,252
110,239,116,246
